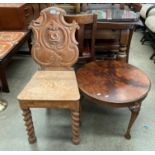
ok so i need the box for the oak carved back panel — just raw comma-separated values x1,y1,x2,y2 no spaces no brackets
30,7,79,69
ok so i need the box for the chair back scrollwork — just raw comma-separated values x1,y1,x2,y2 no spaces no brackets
30,7,79,69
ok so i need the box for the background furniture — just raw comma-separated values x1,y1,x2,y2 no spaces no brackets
139,4,155,62
145,14,155,62
0,31,31,92
53,3,80,13
140,4,155,45
0,3,51,30
54,4,139,62
0,3,51,92
76,60,151,139
65,13,97,62
17,7,80,144
127,3,142,12
65,7,139,62
81,3,125,11
86,8,139,62
140,4,155,22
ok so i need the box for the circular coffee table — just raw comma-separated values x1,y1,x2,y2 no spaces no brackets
76,60,151,139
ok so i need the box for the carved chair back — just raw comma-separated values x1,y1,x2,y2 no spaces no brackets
64,13,97,61
30,7,79,70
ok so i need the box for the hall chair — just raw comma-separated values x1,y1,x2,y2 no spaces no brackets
64,13,97,63
17,7,80,144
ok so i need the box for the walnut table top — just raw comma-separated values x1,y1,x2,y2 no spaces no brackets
76,60,151,106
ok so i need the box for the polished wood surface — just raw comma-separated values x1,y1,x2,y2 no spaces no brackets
76,60,151,139
76,60,150,105
18,7,80,144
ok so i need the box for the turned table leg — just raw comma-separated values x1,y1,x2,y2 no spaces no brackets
22,108,36,144
124,102,141,139
71,110,80,144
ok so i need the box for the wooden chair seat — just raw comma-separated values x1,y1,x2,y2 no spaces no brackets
18,70,80,101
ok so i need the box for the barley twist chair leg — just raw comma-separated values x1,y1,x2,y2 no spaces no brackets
79,103,82,126
22,108,36,144
71,110,80,144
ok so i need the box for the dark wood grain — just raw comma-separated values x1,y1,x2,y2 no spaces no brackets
76,60,150,105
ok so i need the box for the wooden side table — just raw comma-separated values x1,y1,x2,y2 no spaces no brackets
76,60,151,139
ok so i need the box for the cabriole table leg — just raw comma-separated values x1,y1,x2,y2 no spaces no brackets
124,102,141,139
